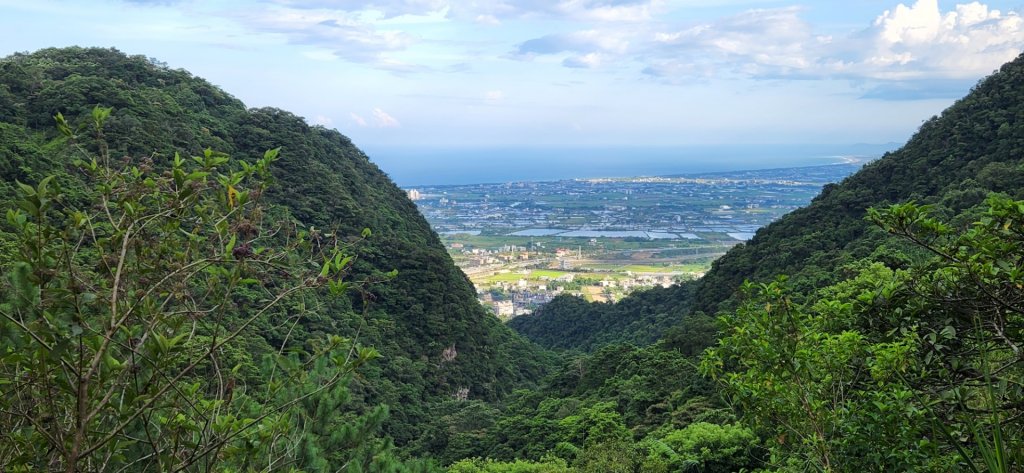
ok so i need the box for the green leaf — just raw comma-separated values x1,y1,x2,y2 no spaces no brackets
54,112,73,137
15,180,35,196
226,234,237,255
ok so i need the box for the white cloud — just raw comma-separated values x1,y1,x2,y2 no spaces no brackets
266,0,664,22
566,0,664,22
484,90,504,103
514,29,631,60
858,0,1024,79
313,114,334,126
639,1,1024,86
230,5,420,69
136,0,1024,93
563,52,604,68
350,112,368,126
274,0,447,18
352,109,400,127
645,7,825,77
446,0,665,23
372,107,402,127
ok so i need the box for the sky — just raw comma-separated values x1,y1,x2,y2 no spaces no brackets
2,0,1023,154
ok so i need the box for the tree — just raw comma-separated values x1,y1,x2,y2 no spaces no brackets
702,194,1024,471
644,422,761,473
0,108,392,472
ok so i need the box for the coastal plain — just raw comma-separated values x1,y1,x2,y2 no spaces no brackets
410,162,868,314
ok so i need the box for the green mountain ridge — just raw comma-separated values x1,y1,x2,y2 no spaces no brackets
511,52,1024,353
0,47,552,455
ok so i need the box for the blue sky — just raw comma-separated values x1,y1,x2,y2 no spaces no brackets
2,0,1023,152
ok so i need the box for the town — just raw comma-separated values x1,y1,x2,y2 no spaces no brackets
410,161,869,319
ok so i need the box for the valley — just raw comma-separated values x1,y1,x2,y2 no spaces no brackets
3,43,1024,473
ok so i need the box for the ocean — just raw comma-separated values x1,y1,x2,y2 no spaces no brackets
363,143,897,187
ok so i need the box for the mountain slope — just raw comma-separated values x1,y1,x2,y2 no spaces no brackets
462,52,1024,472
0,47,553,451
692,55,1024,315
512,52,1024,352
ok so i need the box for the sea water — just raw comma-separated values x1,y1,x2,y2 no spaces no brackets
365,143,895,186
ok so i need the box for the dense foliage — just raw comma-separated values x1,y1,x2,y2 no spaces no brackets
0,108,431,471
703,194,1024,471
0,47,553,467
424,313,747,470
508,283,698,352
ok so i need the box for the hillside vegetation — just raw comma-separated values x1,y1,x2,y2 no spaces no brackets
477,53,1024,471
0,47,553,470
513,53,1024,354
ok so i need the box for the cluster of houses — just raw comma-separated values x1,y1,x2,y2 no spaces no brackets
477,271,684,321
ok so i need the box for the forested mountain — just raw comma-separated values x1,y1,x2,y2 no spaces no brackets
0,47,552,470
469,53,1024,472
512,53,1024,353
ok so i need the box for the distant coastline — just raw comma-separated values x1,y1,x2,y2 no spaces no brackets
367,143,896,187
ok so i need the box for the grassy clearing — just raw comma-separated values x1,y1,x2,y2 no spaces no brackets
531,270,569,279
580,263,708,273
482,272,528,283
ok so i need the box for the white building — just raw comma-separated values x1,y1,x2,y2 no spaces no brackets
493,301,514,319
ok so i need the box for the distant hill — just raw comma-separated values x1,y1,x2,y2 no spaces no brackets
0,47,553,452
511,52,1024,352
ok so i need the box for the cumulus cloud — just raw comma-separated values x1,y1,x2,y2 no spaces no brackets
457,0,667,22
221,0,664,72
635,0,1024,94
513,29,630,68
548,0,664,22
134,0,1024,95
856,0,1024,79
229,5,420,69
647,6,822,75
519,30,629,56
372,108,402,127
